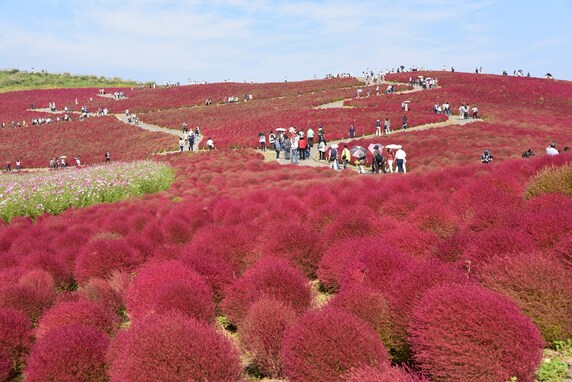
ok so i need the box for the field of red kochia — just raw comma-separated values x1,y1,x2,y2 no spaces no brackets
0,72,571,382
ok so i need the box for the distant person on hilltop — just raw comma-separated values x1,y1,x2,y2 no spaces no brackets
545,142,559,156
105,151,110,162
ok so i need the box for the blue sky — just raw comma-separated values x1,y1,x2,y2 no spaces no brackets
1,0,570,83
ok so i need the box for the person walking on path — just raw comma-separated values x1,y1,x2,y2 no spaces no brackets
386,148,395,173
307,127,315,148
283,137,292,160
298,136,307,160
105,151,110,163
395,146,407,173
269,131,276,150
318,140,326,161
274,138,281,159
189,133,195,151
179,137,185,152
341,144,351,169
349,124,356,140
402,115,408,131
259,133,267,151
329,145,341,170
291,135,299,164
375,119,381,136
384,118,391,135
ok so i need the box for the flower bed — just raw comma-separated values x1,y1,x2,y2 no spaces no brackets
0,160,174,222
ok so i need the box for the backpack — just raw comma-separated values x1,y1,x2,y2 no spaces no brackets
330,148,338,161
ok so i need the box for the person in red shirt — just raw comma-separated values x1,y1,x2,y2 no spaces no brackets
298,136,307,160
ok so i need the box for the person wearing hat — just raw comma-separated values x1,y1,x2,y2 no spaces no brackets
481,148,493,164
546,142,559,156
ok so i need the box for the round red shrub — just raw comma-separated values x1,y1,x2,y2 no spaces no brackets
186,224,261,275
462,227,537,264
518,194,572,249
318,237,409,293
221,257,313,326
0,308,33,371
79,270,131,314
107,313,243,382
340,239,414,294
180,249,235,304
384,223,439,259
553,234,572,270
345,364,429,382
126,260,215,322
409,204,458,239
328,285,393,350
387,260,467,362
239,297,297,378
37,300,120,337
478,251,572,344
74,237,144,285
0,278,55,322
408,284,544,382
21,250,73,290
322,205,381,244
25,325,109,382
281,307,390,382
0,352,11,382
261,220,325,278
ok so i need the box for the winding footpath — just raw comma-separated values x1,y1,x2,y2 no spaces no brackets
270,114,482,170
114,114,203,155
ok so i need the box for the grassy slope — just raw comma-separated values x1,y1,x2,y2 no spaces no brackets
0,69,149,92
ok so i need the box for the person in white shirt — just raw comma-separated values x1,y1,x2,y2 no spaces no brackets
395,147,407,173
307,128,315,148
545,142,559,156
207,138,215,151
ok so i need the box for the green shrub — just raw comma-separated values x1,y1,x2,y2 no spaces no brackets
525,165,572,198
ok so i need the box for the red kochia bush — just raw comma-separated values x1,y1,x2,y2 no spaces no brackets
73,237,144,285
239,297,297,378
261,220,325,278
0,352,11,382
36,300,120,337
387,260,468,362
345,364,430,382
408,284,544,382
478,251,572,343
328,285,393,350
185,224,261,275
221,257,313,326
126,260,215,323
79,270,131,314
281,308,390,382
107,313,243,382
0,308,33,371
25,325,109,382
0,270,56,322
317,237,409,293
180,247,236,304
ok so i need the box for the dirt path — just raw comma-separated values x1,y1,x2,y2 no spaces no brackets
114,114,204,155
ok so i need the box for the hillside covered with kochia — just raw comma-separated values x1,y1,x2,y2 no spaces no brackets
0,71,571,382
